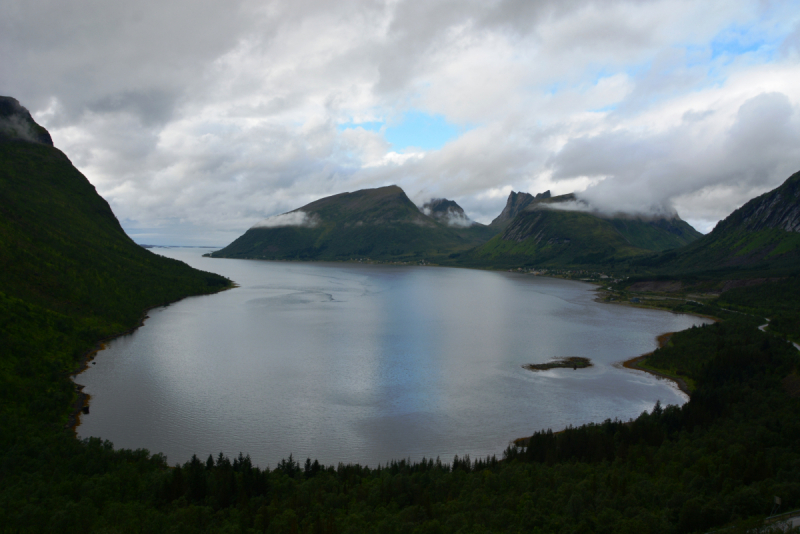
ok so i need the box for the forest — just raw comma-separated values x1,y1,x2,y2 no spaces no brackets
2,302,799,532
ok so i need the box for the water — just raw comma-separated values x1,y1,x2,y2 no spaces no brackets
76,248,709,468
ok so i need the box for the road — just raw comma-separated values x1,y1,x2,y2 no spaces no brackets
759,321,800,351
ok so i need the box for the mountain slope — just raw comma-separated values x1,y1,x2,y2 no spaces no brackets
610,216,702,251
210,186,488,261
467,193,702,268
422,197,499,242
0,96,231,425
637,170,800,276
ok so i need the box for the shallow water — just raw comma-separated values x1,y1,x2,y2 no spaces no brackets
76,248,709,468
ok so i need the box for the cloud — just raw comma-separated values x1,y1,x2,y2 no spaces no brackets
2,0,799,244
252,211,319,229
551,90,800,220
540,200,593,214
0,114,41,143
421,204,474,227
442,211,473,228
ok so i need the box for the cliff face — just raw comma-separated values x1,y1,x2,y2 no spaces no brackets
489,190,550,230
712,171,800,235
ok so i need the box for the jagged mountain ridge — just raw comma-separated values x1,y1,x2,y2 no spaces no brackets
467,193,702,268
489,190,551,230
215,183,703,266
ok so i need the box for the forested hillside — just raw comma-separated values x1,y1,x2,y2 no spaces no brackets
0,96,230,475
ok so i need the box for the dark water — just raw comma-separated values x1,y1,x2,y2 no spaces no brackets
76,248,709,468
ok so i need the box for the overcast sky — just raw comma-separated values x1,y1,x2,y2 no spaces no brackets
3,0,800,245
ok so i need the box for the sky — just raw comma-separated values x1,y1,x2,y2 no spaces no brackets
2,0,800,245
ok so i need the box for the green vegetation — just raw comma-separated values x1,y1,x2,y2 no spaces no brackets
0,138,231,427
627,171,800,280
3,99,800,532
523,357,592,371
717,275,800,341
0,101,234,532
3,317,798,532
210,186,496,262
460,205,701,270
610,217,701,252
212,188,702,269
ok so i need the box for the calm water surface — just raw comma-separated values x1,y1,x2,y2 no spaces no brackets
77,248,709,467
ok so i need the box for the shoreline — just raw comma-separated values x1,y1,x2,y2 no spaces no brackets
513,331,693,447
71,253,706,464
619,332,692,397
67,282,236,433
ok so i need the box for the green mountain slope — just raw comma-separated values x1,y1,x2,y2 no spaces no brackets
636,170,800,276
465,194,702,268
0,96,231,425
210,186,490,261
610,217,701,251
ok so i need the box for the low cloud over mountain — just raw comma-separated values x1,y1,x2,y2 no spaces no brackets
3,0,799,243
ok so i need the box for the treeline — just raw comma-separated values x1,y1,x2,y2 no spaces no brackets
2,321,798,533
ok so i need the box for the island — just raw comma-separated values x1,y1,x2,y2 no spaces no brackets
523,356,592,371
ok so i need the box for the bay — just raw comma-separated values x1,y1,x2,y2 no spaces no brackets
76,248,709,468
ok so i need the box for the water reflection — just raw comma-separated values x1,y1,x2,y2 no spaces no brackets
77,250,709,468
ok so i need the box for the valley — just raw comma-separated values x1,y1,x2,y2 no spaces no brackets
2,95,799,532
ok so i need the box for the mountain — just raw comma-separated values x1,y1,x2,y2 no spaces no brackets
0,96,230,424
0,97,53,145
210,186,491,261
467,193,701,268
714,171,800,234
421,197,499,243
635,170,800,276
489,190,550,230
421,198,472,227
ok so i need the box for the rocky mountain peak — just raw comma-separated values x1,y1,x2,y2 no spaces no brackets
0,96,53,146
712,171,800,235
489,190,553,229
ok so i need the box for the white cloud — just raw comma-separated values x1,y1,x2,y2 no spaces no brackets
252,210,319,229
2,0,799,243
